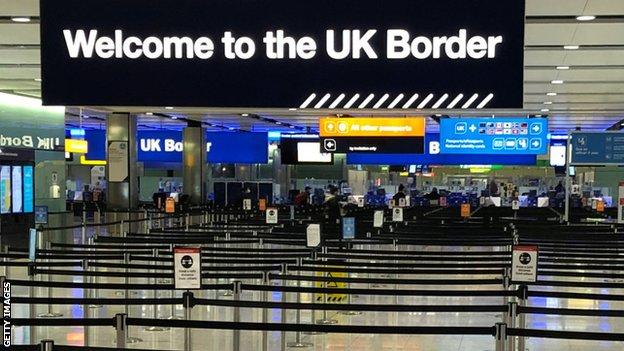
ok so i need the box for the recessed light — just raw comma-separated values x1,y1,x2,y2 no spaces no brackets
288,108,297,111
541,109,550,112
10,17,31,23
275,121,282,125
289,126,296,129
546,92,557,96
551,80,564,84
171,116,178,119
34,78,42,82
165,106,174,110
563,45,579,50
556,66,570,70
145,112,153,115
576,15,596,21
228,127,235,130
543,101,553,105
241,113,249,117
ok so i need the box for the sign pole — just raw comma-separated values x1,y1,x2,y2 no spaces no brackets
564,132,571,223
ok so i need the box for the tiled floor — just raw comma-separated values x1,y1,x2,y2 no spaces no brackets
5,225,624,350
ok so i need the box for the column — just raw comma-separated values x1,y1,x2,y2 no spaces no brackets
183,123,207,205
106,113,138,210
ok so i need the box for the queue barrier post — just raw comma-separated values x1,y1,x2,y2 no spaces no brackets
261,271,269,351
81,211,87,245
183,290,194,351
81,260,90,347
40,339,54,351
123,252,142,343
507,302,517,351
495,322,507,351
114,313,128,349
232,280,242,351
146,248,167,331
287,257,313,348
517,285,528,351
26,263,38,344
280,264,288,351
38,242,63,318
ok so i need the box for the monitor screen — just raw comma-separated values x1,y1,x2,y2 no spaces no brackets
11,166,23,213
23,166,34,213
0,166,11,214
297,142,332,163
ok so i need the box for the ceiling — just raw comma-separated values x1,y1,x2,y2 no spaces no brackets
2,0,624,133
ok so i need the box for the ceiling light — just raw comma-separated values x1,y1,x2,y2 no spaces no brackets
546,92,557,96
275,121,282,125
228,127,235,130
171,116,178,119
165,106,173,110
34,78,41,82
288,108,297,111
10,17,31,23
551,80,564,84
563,45,579,50
556,66,570,70
543,101,553,105
289,126,296,129
576,15,596,21
241,113,249,117
145,112,153,115
541,109,550,112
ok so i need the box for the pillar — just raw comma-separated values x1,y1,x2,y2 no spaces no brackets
183,125,207,205
106,113,138,210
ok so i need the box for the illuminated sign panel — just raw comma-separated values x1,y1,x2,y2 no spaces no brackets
65,139,89,154
41,0,525,108
439,118,548,155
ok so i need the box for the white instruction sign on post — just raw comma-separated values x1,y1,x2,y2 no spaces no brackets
392,207,403,222
511,245,538,283
357,197,365,208
512,200,520,211
174,247,201,290
398,198,406,208
306,224,321,247
266,208,278,224
243,199,252,211
373,210,384,228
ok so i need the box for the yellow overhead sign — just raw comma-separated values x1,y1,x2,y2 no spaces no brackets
319,117,425,137
65,139,88,154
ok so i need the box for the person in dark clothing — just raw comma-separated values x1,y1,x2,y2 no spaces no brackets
392,184,407,204
324,185,341,223
425,187,440,200
555,181,564,194
294,186,311,206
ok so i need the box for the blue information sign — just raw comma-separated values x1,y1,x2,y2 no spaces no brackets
342,217,355,240
34,205,48,225
570,132,624,165
439,118,548,155
83,130,268,164
23,166,34,213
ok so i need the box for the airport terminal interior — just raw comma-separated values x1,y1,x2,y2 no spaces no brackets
1,0,624,350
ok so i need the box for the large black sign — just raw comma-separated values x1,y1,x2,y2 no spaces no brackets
40,0,525,108
320,137,424,154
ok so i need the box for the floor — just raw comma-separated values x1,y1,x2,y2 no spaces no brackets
6,224,624,351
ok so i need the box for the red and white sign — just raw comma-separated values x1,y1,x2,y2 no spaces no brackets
512,245,538,283
174,247,201,289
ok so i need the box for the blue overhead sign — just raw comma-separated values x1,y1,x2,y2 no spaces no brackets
439,118,548,155
83,130,268,164
570,132,624,165
346,133,536,165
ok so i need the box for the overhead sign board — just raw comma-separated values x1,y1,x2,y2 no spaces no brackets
320,117,425,154
83,130,268,164
511,245,538,283
570,132,624,165
174,246,202,290
346,133,536,165
440,118,548,155
41,0,525,109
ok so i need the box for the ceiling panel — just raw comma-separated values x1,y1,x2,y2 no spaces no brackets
0,23,38,45
0,0,39,16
